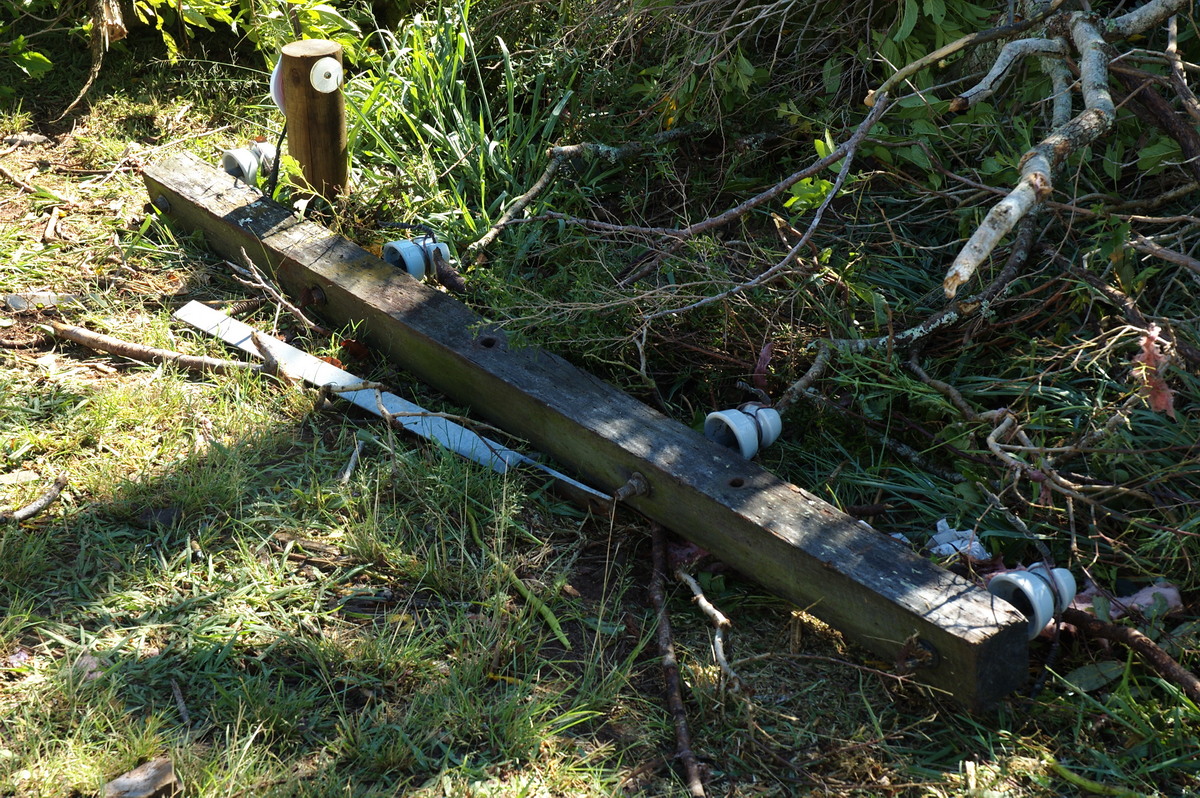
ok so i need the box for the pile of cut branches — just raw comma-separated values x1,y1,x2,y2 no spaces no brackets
473,0,1200,588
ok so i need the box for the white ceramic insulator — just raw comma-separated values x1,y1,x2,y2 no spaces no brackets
704,403,783,459
221,148,260,184
382,237,452,280
309,57,343,93
251,141,276,174
270,59,285,112
987,565,1077,640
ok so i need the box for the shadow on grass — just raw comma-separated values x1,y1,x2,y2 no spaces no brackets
0,395,661,795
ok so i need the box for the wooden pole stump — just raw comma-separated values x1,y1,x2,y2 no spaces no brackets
280,39,348,200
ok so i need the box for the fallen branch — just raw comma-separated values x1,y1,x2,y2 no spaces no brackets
229,249,331,336
1061,607,1200,703
675,569,744,693
54,0,122,121
950,37,1069,112
827,212,1038,353
644,98,890,320
1112,64,1200,183
1130,234,1200,275
942,0,1192,297
944,13,1115,298
1165,16,1200,124
1065,255,1200,366
1,475,68,523
46,321,261,375
0,162,37,194
650,524,706,797
865,0,1067,106
774,340,829,415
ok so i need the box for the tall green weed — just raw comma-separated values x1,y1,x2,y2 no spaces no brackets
345,2,577,241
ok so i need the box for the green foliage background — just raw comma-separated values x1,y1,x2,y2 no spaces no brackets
2,0,1200,792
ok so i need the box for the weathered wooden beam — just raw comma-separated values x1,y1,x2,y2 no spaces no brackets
144,152,1028,709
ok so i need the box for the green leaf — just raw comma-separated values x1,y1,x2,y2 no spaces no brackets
900,145,930,170
923,0,946,25
581,617,623,635
1163,620,1200,657
1137,138,1182,174
1063,661,1124,692
893,0,920,43
13,49,52,78
822,59,843,95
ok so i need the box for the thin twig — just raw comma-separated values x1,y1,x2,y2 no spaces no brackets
774,341,829,415
469,128,695,255
54,0,107,121
650,525,706,797
170,678,191,728
230,249,331,336
826,213,1038,352
0,162,38,194
908,350,981,421
470,158,561,255
1165,15,1200,124
1130,235,1200,275
644,98,890,320
338,439,365,484
46,321,261,375
1,475,68,523
674,569,743,692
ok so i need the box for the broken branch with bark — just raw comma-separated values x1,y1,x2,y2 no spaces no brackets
650,525,707,798
1,475,68,523
45,321,261,375
950,38,1069,112
675,569,744,693
943,0,1190,298
1062,607,1200,703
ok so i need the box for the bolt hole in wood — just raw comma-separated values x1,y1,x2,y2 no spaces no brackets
478,335,499,349
728,477,746,488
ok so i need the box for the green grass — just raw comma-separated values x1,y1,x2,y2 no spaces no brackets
2,4,1199,797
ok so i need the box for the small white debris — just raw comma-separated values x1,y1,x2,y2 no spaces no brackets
929,518,990,560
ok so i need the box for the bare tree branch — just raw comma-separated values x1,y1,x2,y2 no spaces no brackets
650,525,707,798
46,321,261,375
944,13,1116,298
950,37,1069,112
1,475,68,523
644,98,890,320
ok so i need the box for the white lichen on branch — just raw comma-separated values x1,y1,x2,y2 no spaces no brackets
950,37,1068,112
940,3,1174,298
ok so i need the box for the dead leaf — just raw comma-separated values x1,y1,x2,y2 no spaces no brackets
339,339,370,361
74,652,104,681
1131,324,1176,419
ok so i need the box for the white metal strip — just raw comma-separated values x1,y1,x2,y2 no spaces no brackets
173,300,609,500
